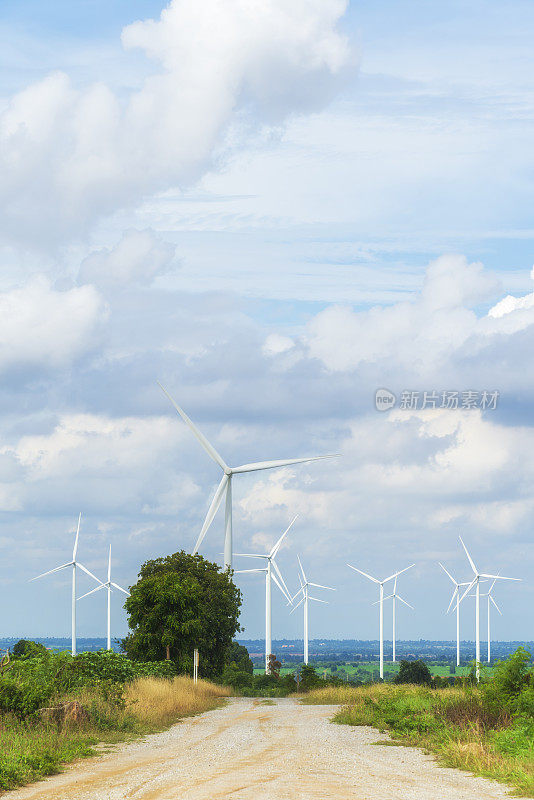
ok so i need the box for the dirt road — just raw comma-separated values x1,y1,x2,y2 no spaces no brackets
8,698,516,800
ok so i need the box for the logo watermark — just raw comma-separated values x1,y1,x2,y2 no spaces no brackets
374,389,499,412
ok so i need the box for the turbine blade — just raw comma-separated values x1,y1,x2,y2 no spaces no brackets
77,563,103,584
439,562,457,586
374,595,393,604
231,455,339,474
480,574,521,581
30,562,72,581
490,595,503,615
397,594,414,610
157,382,228,471
309,582,335,591
459,536,478,575
78,584,105,600
234,553,269,559
290,585,305,604
347,564,379,583
271,559,292,602
289,595,305,614
271,572,292,604
234,568,266,574
270,515,298,559
383,564,415,584
457,577,477,607
297,555,307,584
309,596,328,604
192,473,229,554
111,582,130,596
446,587,458,614
73,513,81,560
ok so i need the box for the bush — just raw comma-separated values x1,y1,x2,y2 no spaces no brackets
12,640,48,659
394,660,432,686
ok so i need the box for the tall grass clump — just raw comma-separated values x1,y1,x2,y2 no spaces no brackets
124,676,230,726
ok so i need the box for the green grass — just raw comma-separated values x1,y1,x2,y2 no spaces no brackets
302,683,534,796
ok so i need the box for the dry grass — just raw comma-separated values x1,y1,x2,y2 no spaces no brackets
124,676,230,727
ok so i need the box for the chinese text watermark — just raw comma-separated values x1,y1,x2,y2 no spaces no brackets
375,389,499,412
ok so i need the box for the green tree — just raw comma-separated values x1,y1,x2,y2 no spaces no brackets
225,641,253,674
394,659,432,686
121,551,242,678
12,640,47,659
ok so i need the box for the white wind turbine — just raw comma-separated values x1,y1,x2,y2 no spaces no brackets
158,382,337,569
379,575,414,663
290,556,335,665
457,537,520,680
78,545,130,650
439,562,471,667
234,517,297,673
30,514,102,656
347,563,414,679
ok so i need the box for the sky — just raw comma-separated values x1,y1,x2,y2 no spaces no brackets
1,0,534,645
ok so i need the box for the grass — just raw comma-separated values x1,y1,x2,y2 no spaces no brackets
0,677,230,792
302,683,534,796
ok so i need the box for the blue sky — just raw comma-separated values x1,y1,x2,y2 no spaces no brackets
1,0,534,646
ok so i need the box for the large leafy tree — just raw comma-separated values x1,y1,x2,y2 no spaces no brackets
121,551,242,678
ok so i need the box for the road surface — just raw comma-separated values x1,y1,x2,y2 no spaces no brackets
8,697,517,799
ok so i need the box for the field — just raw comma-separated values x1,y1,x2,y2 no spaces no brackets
253,661,481,680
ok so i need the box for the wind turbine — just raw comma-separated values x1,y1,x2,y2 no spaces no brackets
439,563,471,667
30,514,102,656
379,575,413,663
158,382,337,569
78,544,130,650
290,555,335,665
457,537,520,680
234,517,297,673
482,580,502,664
347,563,414,679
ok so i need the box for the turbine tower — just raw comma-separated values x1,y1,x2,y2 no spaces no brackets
158,382,337,569
235,517,297,673
482,579,502,663
30,514,101,656
457,537,520,681
379,575,413,663
78,544,130,650
347,563,414,679
290,556,334,664
439,563,470,667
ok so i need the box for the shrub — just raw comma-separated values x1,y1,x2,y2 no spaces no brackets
394,660,432,686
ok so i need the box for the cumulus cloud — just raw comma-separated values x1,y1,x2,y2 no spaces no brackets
304,254,503,374
78,229,176,289
0,0,351,242
0,278,107,374
0,413,200,514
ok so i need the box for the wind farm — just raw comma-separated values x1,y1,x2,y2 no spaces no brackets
2,0,534,796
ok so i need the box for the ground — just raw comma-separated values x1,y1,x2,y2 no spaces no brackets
7,698,520,800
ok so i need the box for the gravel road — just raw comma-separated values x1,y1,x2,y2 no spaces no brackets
8,697,518,800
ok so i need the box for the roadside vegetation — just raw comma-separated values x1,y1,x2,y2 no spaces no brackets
0,550,242,793
303,648,534,797
0,647,229,791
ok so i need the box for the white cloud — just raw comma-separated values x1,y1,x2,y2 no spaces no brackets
0,413,199,514
262,333,295,356
0,0,351,243
304,254,504,373
78,228,176,289
0,278,107,374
